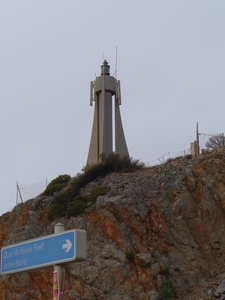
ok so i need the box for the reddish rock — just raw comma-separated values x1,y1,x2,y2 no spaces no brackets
1,150,225,299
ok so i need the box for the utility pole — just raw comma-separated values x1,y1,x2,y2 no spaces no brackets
196,122,200,155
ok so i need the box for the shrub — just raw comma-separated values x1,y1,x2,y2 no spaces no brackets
43,174,71,196
47,188,79,221
46,154,144,221
68,153,144,192
76,153,144,190
99,153,144,173
158,267,170,276
73,194,89,203
71,164,106,191
47,203,66,221
158,267,176,300
0,211,10,221
166,158,174,163
89,185,110,203
66,200,87,218
158,279,175,300
125,250,135,261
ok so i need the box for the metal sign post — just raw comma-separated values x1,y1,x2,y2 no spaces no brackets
54,223,65,300
53,270,59,300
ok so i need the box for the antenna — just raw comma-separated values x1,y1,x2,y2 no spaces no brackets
113,46,118,78
115,46,117,79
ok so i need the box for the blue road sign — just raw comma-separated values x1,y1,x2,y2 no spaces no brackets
1,229,86,275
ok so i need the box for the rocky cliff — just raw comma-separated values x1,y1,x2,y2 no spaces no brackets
1,150,225,299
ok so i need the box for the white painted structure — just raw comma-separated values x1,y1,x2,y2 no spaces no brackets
87,60,129,165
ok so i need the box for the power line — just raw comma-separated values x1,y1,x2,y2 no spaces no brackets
199,132,222,137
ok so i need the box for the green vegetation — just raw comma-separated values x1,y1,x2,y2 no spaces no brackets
72,153,144,190
47,203,66,221
47,188,79,220
46,153,144,221
66,200,87,219
158,267,170,276
158,279,175,300
98,152,144,173
48,184,110,221
89,185,110,203
43,174,71,196
158,268,176,300
0,211,10,221
125,250,135,261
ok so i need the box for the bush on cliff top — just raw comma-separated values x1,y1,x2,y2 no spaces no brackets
77,153,144,189
43,174,71,196
89,185,110,203
48,184,110,221
46,153,144,221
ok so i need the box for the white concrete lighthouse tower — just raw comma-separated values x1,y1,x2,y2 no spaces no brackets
87,60,129,165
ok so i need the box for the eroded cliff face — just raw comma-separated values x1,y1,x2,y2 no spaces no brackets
1,150,225,299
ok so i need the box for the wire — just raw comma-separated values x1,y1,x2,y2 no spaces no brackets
146,148,190,166
199,133,222,137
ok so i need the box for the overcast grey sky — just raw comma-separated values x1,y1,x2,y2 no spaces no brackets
1,1,225,215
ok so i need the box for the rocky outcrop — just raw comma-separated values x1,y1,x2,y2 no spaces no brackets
1,150,225,299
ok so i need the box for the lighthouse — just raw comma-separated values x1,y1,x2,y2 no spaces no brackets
87,60,129,165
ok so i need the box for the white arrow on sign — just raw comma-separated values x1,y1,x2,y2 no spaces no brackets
62,239,72,252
